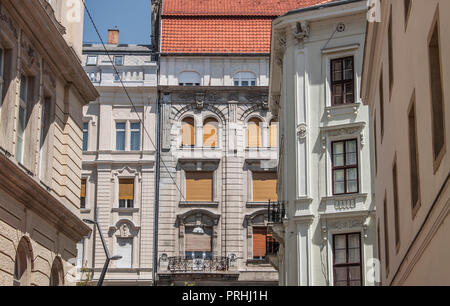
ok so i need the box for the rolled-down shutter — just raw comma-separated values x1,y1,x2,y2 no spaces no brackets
248,118,261,147
80,179,86,198
185,227,212,252
252,172,278,202
119,179,134,200
270,121,278,147
182,118,195,146
186,172,213,201
253,227,267,258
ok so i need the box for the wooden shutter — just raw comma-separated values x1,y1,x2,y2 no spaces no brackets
253,227,267,258
203,118,218,147
182,118,195,146
186,172,213,202
248,118,261,147
185,227,212,252
270,121,278,147
80,179,86,198
252,172,278,202
119,179,134,200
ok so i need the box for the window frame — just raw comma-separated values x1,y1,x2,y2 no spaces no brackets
247,117,263,148
114,55,124,66
115,122,126,151
130,122,141,151
118,178,135,208
181,117,195,148
82,122,89,152
330,56,355,106
80,178,87,209
233,71,256,87
331,139,359,195
178,71,201,86
202,117,219,148
16,74,28,164
332,232,363,286
86,55,98,66
116,237,133,268
185,171,214,202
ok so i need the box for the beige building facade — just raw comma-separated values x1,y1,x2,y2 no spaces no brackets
0,0,97,286
361,0,450,285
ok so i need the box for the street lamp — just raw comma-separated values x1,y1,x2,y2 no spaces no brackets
83,219,122,286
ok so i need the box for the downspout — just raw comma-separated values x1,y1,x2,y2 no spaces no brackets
152,86,161,286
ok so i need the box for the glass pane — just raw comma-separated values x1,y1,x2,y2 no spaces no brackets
334,142,344,154
349,266,361,281
116,132,125,150
0,49,3,77
347,168,357,180
333,71,342,82
234,81,239,86
334,154,344,167
334,182,345,195
346,153,357,165
344,69,353,80
130,132,140,151
344,82,354,100
347,180,358,193
334,267,348,282
346,140,357,152
334,235,346,249
334,169,345,182
251,80,256,86
348,234,360,248
87,56,97,65
114,56,123,65
241,81,249,86
348,249,361,263
20,75,27,102
345,58,353,69
350,280,362,286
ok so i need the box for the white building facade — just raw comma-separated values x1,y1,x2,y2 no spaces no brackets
80,41,158,285
268,0,378,286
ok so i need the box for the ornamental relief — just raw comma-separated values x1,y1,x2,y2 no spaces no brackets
0,4,18,39
328,219,363,230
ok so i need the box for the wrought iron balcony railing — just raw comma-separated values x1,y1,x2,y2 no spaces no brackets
167,256,230,273
267,201,286,224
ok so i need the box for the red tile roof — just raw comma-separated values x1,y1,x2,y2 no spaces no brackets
162,0,335,16
161,0,336,54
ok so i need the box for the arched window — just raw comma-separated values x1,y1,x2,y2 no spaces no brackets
203,118,218,147
13,237,32,286
247,118,262,148
178,71,201,86
269,120,278,148
181,117,195,147
233,72,256,86
49,257,64,286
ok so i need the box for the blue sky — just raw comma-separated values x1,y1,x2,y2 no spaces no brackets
83,0,151,45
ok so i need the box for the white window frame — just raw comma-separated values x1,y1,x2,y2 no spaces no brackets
86,55,98,66
130,122,141,151
178,71,201,86
115,237,133,269
114,55,124,66
233,71,257,87
82,122,89,151
115,121,126,151
16,74,27,163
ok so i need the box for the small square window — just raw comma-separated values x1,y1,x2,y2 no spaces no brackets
114,56,124,66
86,55,97,66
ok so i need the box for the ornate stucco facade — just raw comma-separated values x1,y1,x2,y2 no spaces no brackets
0,0,97,286
361,0,450,285
268,0,378,286
80,43,158,285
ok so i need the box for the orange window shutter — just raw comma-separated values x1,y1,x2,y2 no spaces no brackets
185,227,212,252
270,121,278,147
80,179,86,198
203,118,218,147
185,172,213,202
253,227,267,257
119,179,134,200
182,118,195,146
252,172,278,202
248,119,261,147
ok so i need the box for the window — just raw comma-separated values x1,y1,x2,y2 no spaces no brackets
119,178,134,208
86,55,97,66
428,20,445,167
408,94,420,213
388,9,394,95
233,72,256,86
0,48,4,106
252,172,277,202
331,57,354,105
116,238,132,268
185,226,212,260
269,120,278,148
333,233,362,286
392,160,400,249
178,71,200,86
16,74,28,163
379,72,385,139
82,122,89,151
76,240,84,269
80,179,86,209
87,72,96,82
253,227,278,260
383,195,390,274
114,55,124,66
247,118,262,148
116,122,126,150
332,140,358,195
203,118,218,148
13,238,31,286
185,171,213,202
181,117,195,147
49,258,63,286
130,122,141,151
39,97,51,178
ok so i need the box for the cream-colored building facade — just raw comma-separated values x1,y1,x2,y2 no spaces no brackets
269,0,377,286
361,0,450,285
0,0,97,286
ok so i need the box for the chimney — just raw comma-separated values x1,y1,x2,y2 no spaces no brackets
108,28,119,45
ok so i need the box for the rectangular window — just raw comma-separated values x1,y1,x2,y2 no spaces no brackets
86,55,97,66
16,74,27,163
80,179,86,209
116,122,126,151
185,227,212,260
116,238,132,268
114,55,124,66
76,240,84,269
408,94,420,213
379,72,385,138
388,9,394,95
82,122,89,151
253,227,267,260
185,171,213,202
39,97,51,178
429,20,445,166
392,160,400,249
333,233,362,286
252,172,278,202
383,196,390,274
374,113,378,175
130,122,141,151
0,48,4,107
331,56,354,105
332,139,359,195
119,178,134,208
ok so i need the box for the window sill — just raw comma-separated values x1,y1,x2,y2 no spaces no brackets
112,208,139,213
80,208,91,214
246,259,270,265
179,201,219,207
246,201,272,208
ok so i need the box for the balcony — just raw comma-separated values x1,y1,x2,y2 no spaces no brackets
166,256,230,273
267,201,286,224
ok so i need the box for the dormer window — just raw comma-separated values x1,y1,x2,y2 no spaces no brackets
86,55,97,66
234,72,256,86
178,71,200,86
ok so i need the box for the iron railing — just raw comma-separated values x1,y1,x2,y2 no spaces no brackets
167,256,230,272
267,201,286,223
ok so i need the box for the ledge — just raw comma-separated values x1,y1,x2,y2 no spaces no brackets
319,193,369,218
112,208,140,213
246,202,271,208
179,201,219,208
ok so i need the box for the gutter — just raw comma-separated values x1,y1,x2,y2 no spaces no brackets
283,0,365,17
